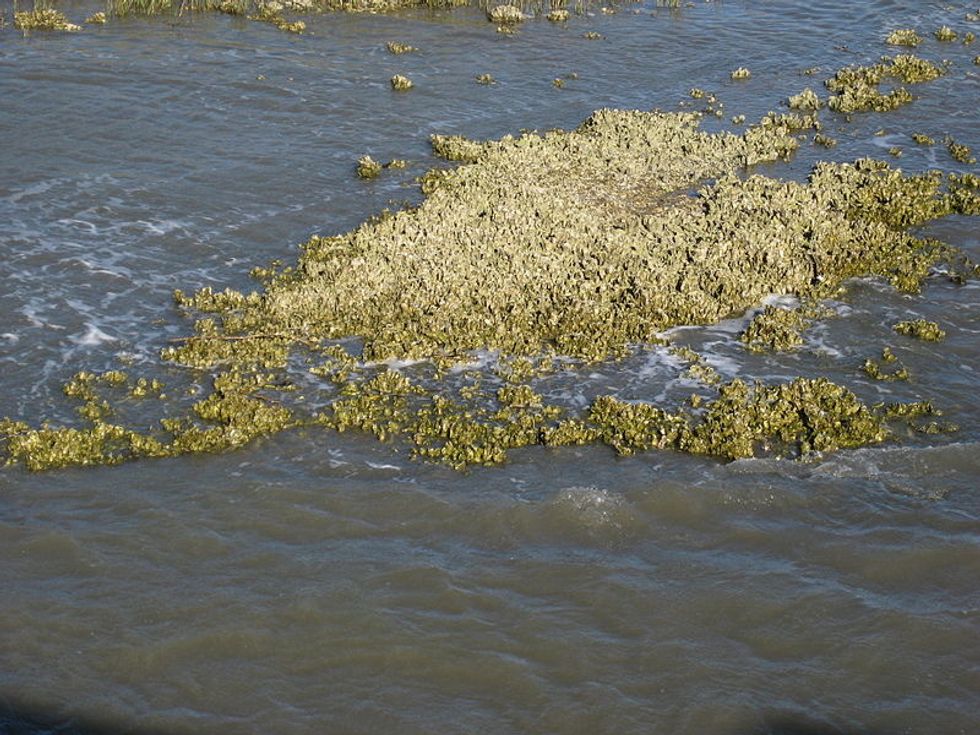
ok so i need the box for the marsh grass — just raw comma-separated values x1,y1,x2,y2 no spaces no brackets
101,0,594,20
9,0,601,26
319,0,466,9
106,0,251,17
106,0,309,32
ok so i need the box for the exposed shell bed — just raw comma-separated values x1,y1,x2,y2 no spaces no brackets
174,110,973,366
2,49,979,472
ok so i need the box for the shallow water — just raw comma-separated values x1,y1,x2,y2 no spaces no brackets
1,1,979,733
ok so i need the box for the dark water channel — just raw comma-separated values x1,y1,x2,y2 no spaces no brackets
1,1,979,733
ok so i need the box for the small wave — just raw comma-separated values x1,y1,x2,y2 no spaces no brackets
136,218,187,237
366,461,402,471
72,322,118,347
806,442,980,499
534,485,642,546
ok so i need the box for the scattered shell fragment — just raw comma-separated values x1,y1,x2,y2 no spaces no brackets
825,54,944,113
947,137,976,164
386,41,418,54
487,4,523,23
863,348,910,381
893,319,946,341
885,28,921,47
788,87,822,111
356,155,382,179
390,74,414,91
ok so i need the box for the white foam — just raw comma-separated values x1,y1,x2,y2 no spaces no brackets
366,462,401,471
73,323,117,346
137,219,186,237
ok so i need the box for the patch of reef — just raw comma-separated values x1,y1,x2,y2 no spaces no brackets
2,26,978,472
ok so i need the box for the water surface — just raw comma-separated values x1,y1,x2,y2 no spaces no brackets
1,1,979,733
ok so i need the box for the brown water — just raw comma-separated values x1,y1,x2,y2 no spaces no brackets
1,1,979,733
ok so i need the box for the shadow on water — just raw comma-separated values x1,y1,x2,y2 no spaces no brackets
0,698,164,735
744,714,891,735
0,700,896,735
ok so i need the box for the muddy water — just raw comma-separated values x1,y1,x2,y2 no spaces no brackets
1,1,979,733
